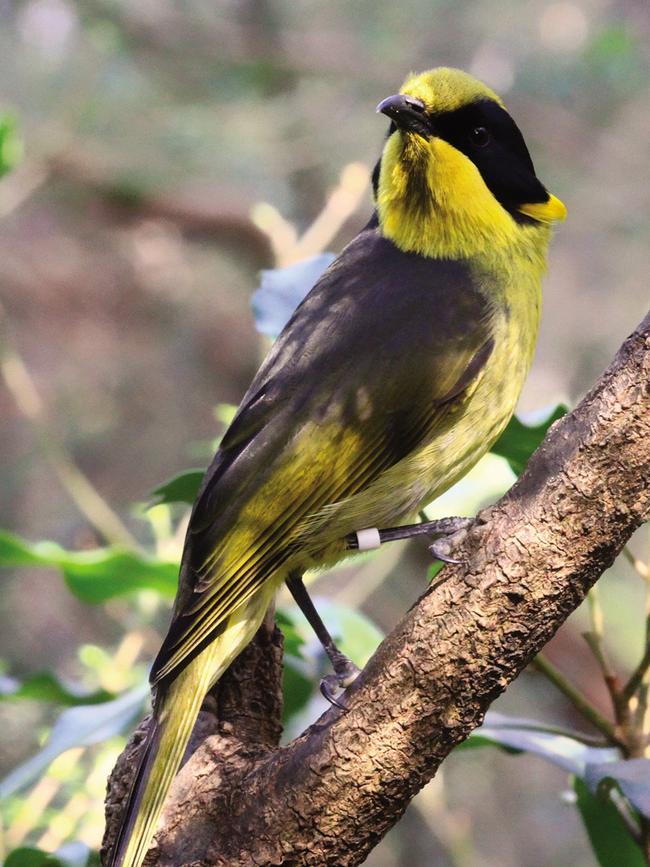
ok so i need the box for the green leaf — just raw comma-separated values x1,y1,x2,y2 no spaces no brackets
0,682,149,797
0,530,179,602
574,776,645,867
0,114,23,177
63,550,179,603
276,608,313,722
0,671,113,706
587,24,637,62
150,469,205,506
4,849,66,867
281,659,314,723
4,843,91,867
427,560,444,582
491,404,568,475
276,608,307,660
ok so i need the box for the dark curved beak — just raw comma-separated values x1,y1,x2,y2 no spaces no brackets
376,94,429,135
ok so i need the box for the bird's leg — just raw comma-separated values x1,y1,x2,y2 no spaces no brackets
345,515,472,564
285,571,360,709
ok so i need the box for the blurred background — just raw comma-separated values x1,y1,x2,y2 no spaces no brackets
0,1,649,865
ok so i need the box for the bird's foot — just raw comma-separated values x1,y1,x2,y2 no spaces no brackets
428,519,472,564
320,653,361,710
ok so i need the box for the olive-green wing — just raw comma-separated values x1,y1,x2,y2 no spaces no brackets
151,224,494,686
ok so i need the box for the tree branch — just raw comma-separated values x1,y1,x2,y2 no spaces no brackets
104,310,650,866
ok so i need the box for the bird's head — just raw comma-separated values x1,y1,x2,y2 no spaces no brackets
374,67,566,259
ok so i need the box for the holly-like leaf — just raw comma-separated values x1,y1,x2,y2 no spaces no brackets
150,469,205,506
491,404,568,475
251,253,336,338
0,530,179,602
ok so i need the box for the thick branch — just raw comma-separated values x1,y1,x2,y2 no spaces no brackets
105,311,650,866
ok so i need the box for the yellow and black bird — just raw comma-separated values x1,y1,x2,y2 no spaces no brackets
109,67,566,867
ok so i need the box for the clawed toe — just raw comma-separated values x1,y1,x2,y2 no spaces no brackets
429,526,469,565
320,674,349,710
319,659,361,710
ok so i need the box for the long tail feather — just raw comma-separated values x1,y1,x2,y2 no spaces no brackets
108,587,274,867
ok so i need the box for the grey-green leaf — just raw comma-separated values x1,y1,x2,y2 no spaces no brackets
0,671,113,706
0,682,149,798
466,712,618,776
251,253,335,338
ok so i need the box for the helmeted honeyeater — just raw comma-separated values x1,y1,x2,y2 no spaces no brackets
109,67,566,867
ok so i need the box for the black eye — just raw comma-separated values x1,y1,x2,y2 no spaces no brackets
469,126,491,147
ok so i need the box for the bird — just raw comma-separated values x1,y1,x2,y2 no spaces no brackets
108,66,566,867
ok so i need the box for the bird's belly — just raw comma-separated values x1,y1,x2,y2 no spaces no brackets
393,314,537,515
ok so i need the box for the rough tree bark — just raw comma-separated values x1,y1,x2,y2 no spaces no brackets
104,310,650,866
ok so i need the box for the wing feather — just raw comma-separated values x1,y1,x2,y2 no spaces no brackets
151,224,495,686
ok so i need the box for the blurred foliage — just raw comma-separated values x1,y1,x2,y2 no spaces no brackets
0,673,112,708
0,115,22,178
0,532,179,603
0,1,649,865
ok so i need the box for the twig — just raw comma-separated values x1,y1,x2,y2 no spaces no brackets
583,586,621,701
253,162,369,267
622,545,650,581
533,654,622,746
631,581,650,745
0,321,138,549
622,641,650,705
582,631,622,710
288,163,369,263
